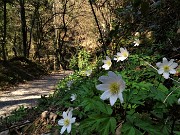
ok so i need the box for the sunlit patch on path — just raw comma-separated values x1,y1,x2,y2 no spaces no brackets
0,70,73,116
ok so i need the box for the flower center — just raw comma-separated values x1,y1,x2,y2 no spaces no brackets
64,118,70,126
122,52,128,57
106,60,112,66
163,65,170,72
109,82,120,95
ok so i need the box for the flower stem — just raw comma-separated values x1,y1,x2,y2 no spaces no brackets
163,86,180,103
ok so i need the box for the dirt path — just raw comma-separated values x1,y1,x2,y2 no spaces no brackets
0,70,73,117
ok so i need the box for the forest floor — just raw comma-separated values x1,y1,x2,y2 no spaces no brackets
0,70,73,117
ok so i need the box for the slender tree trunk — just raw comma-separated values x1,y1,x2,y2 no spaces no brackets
59,0,68,69
27,2,40,58
89,0,107,56
19,0,27,58
13,32,18,57
53,0,61,70
2,0,7,61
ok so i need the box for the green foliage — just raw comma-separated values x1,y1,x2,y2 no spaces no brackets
49,51,179,135
69,49,91,71
2,0,180,134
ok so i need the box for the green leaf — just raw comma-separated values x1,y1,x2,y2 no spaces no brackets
80,115,116,135
128,127,136,135
122,122,139,135
138,82,153,90
174,131,180,135
81,97,113,115
157,83,169,92
150,87,166,101
161,125,171,135
94,100,113,115
134,118,162,135
81,98,95,112
100,117,117,135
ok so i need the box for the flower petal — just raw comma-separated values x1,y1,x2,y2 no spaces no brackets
68,110,72,118
98,76,116,83
100,91,111,100
119,80,126,92
71,117,76,123
67,124,71,133
168,59,174,66
118,92,124,103
156,62,162,67
157,68,164,74
118,57,126,61
96,84,110,91
60,126,66,134
170,63,178,69
63,111,67,118
109,95,118,106
102,65,110,70
58,119,64,126
114,57,117,61
108,71,117,78
169,69,176,74
120,48,125,52
162,58,168,64
117,52,121,56
163,72,169,79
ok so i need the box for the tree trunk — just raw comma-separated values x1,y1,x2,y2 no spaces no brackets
27,2,40,58
19,0,27,58
89,0,107,56
53,0,61,70
58,0,68,70
2,0,7,61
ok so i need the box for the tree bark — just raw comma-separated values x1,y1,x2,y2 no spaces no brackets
58,0,68,70
27,2,40,58
19,0,27,58
2,0,7,61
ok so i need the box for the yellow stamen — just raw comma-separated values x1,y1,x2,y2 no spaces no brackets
163,65,170,72
64,118,70,126
122,52,128,57
107,61,111,66
109,82,120,95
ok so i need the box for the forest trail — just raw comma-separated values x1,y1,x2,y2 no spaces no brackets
0,71,73,117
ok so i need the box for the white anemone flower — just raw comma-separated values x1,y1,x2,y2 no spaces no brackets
96,71,126,106
58,109,76,134
70,94,77,101
85,69,92,76
114,48,129,62
102,56,112,70
133,39,141,46
156,57,178,79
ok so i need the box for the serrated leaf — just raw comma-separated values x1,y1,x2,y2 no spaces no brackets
81,99,95,112
135,118,162,135
94,100,113,115
150,87,166,101
100,117,117,135
158,83,169,92
81,115,116,135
